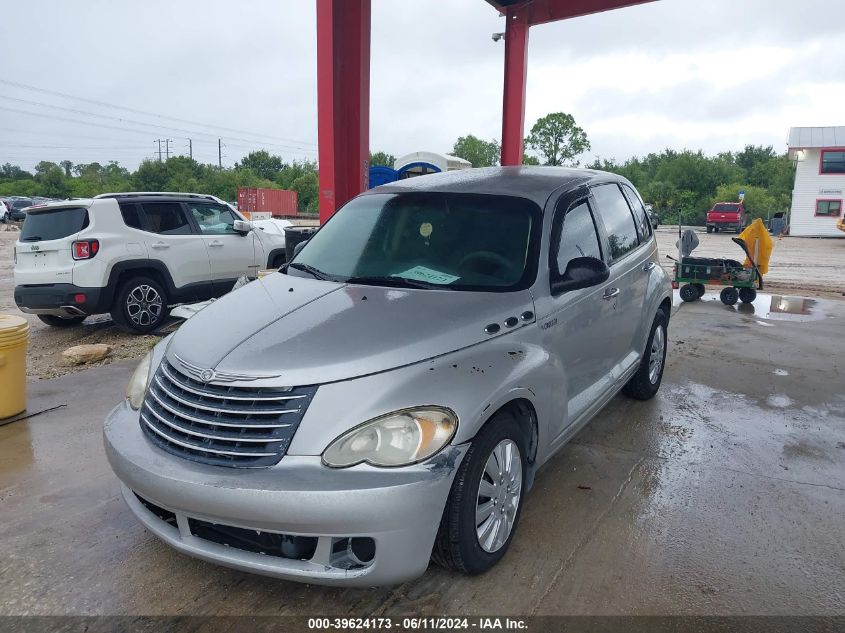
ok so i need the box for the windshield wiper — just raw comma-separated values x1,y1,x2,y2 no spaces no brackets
344,275,448,290
287,262,333,281
21,236,42,242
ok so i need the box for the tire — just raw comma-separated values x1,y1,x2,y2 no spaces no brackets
432,411,527,575
111,276,169,334
738,287,757,303
622,308,668,401
692,283,706,298
714,226,720,233
679,284,698,302
706,225,713,233
271,254,287,268
720,287,739,306
37,314,86,327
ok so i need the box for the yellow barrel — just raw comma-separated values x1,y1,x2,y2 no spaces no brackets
0,315,29,419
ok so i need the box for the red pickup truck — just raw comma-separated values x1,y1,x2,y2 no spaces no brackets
706,202,747,233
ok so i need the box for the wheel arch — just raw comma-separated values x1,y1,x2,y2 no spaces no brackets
105,260,176,307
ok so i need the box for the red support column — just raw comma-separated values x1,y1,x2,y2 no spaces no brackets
500,8,529,166
316,0,371,223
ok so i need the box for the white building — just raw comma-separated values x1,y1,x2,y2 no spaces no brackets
393,152,472,178
787,126,845,237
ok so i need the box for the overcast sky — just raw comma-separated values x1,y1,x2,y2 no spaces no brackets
1,0,843,171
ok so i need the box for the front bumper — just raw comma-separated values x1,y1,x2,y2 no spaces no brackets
104,401,467,586
14,283,106,317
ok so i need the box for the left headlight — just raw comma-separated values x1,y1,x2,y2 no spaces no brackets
322,407,458,468
126,351,153,410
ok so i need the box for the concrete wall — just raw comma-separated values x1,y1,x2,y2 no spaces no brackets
790,148,845,237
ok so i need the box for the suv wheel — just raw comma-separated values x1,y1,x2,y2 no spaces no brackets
432,410,526,575
37,314,86,327
112,276,169,333
622,307,668,401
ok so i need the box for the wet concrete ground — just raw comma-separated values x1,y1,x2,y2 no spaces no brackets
1,294,843,615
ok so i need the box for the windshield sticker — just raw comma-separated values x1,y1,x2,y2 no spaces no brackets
394,266,459,285
419,222,433,238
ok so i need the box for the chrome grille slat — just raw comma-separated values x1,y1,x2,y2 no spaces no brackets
147,387,292,429
152,376,300,416
143,405,286,444
141,415,279,457
139,360,317,468
161,363,305,402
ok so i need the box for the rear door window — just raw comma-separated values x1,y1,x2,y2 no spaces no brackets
591,183,640,263
141,202,193,235
20,207,89,242
552,201,603,275
621,184,652,241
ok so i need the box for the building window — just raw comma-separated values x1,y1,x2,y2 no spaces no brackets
820,150,845,174
815,199,842,217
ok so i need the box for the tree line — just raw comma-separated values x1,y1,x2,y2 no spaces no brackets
0,152,320,213
1,112,794,224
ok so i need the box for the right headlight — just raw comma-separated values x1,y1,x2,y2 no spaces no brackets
322,407,458,468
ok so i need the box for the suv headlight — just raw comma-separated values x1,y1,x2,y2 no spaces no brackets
322,407,458,468
126,351,153,410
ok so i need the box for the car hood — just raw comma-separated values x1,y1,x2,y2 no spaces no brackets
166,272,536,386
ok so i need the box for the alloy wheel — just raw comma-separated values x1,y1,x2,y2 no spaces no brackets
649,324,665,384
475,439,523,553
126,284,163,327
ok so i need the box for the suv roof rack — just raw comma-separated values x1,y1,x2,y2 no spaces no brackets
94,192,224,203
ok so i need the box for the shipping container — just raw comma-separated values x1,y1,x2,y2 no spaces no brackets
237,187,298,217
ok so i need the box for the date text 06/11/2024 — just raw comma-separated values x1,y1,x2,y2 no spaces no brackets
307,617,529,630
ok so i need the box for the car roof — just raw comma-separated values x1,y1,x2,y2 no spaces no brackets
368,166,625,207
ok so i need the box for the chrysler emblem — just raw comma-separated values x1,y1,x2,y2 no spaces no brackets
174,354,283,384
199,369,214,382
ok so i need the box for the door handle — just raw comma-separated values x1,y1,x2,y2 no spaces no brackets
208,240,223,247
643,261,656,271
150,242,170,250
602,287,620,300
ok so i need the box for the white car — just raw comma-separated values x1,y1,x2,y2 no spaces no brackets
13,192,288,333
0,199,9,222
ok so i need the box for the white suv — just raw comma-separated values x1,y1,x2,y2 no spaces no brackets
13,192,290,333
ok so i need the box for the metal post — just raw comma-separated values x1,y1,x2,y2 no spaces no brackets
500,8,529,166
316,0,371,223
218,139,222,169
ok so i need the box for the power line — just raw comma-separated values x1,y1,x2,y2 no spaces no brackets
0,78,318,148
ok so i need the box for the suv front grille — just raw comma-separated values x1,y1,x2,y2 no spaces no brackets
139,359,316,468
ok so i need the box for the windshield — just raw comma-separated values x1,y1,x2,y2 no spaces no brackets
20,207,89,241
713,203,740,212
289,193,539,291
12,200,32,210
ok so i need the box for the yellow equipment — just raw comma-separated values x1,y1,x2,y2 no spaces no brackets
0,315,29,419
737,218,773,276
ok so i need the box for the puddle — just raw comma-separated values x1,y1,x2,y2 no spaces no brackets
674,289,831,322
772,369,789,376
766,394,794,408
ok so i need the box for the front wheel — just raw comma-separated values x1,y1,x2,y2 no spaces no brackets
622,308,668,401
679,284,698,302
738,287,757,303
432,411,527,575
720,287,739,306
111,276,169,333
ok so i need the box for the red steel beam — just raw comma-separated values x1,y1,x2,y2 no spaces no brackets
487,0,655,26
316,0,371,223
500,8,529,166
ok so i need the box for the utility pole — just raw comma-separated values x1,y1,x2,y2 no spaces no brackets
218,138,222,169
187,139,192,160
155,139,163,162
164,139,173,160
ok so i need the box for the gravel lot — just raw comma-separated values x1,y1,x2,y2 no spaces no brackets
1,224,842,380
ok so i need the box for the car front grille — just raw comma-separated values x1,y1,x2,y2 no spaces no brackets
139,359,317,468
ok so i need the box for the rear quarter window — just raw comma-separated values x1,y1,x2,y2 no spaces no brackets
20,207,89,242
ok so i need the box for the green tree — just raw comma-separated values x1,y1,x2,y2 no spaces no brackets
369,151,396,168
33,161,70,198
522,154,540,166
291,172,319,213
525,112,590,166
0,163,33,180
713,183,779,221
236,150,283,180
451,135,500,167
60,160,74,178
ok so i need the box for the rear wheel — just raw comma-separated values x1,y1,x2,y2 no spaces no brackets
679,284,698,302
720,287,739,306
706,225,714,233
692,283,706,298
738,287,757,303
432,411,527,575
37,314,86,327
111,276,169,333
622,308,668,401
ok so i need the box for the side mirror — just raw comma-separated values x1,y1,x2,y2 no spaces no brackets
292,239,309,258
233,219,252,235
550,256,610,295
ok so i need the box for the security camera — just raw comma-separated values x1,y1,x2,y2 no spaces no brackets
492,32,504,42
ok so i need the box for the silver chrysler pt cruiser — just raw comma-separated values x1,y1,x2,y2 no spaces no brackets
104,167,672,586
